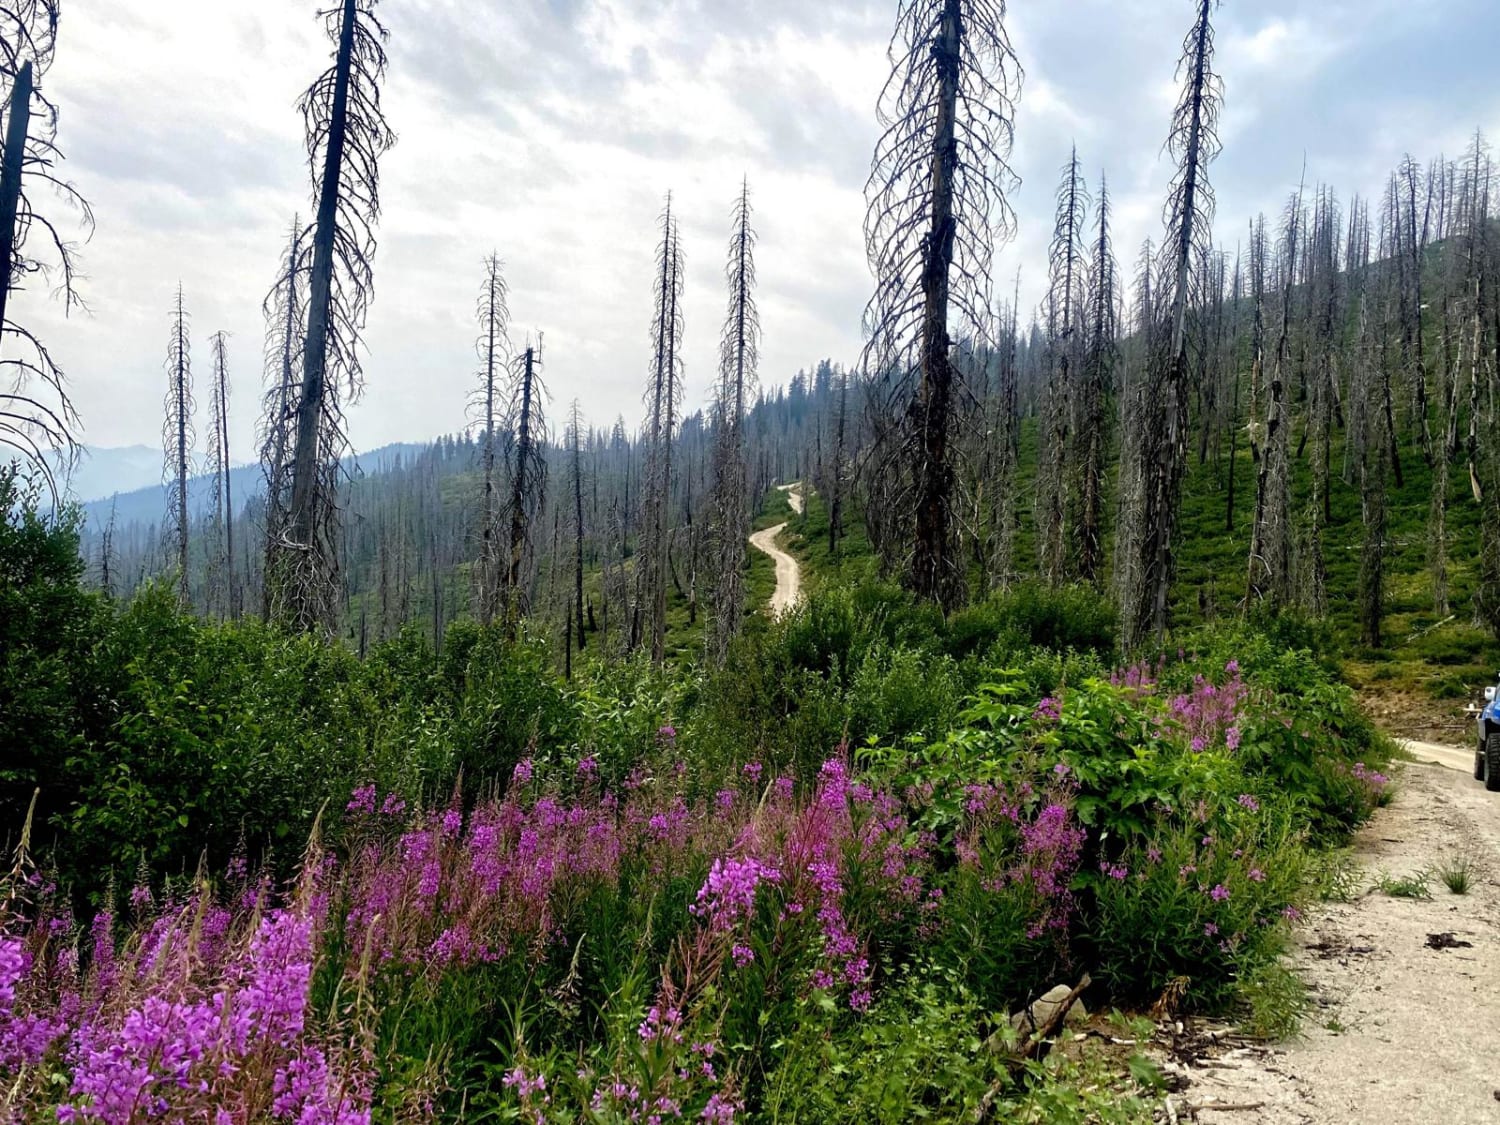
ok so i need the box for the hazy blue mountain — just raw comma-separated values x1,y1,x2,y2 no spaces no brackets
72,441,433,529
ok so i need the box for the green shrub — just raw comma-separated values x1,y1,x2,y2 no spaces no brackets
1085,804,1308,1011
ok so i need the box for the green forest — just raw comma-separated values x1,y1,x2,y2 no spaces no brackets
3,0,1497,1121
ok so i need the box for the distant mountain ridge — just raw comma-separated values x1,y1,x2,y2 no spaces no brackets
66,441,434,529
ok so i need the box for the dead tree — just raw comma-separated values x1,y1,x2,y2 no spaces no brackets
863,0,1021,610
708,180,759,665
269,0,395,634
1112,239,1155,615
162,286,194,605
257,216,304,618
1077,171,1118,585
469,252,510,624
641,195,683,663
0,1,91,498
1037,147,1088,586
567,399,586,653
985,279,1021,589
1395,155,1431,465
1123,0,1221,649
1247,189,1302,610
206,330,235,619
503,341,547,635
1302,187,1341,617
829,368,849,557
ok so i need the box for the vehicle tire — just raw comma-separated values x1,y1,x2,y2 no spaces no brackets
1486,731,1500,793
1479,746,1489,781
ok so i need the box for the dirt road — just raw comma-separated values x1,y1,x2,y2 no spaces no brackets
1164,758,1500,1123
750,484,803,616
1401,737,1478,776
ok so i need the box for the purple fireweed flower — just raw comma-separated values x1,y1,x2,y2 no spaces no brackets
512,758,534,786
1248,868,1265,883
638,1005,683,1044
1204,922,1219,936
701,1093,738,1123
380,794,406,817
346,784,377,815
690,856,781,932
1210,884,1230,902
1033,696,1062,722
1225,727,1242,751
1236,793,1260,812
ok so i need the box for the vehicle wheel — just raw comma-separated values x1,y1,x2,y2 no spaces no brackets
1479,746,1489,781
1486,731,1500,793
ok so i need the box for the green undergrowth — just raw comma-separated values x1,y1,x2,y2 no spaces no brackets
3,485,1400,1121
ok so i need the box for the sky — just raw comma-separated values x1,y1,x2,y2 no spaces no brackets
16,0,1500,468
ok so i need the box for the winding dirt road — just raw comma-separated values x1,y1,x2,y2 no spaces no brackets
749,484,803,617
1161,754,1500,1123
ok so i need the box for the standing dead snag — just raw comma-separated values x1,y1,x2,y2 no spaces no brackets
468,252,511,625
863,0,1021,610
1077,172,1118,586
162,286,194,606
641,195,684,663
269,0,395,634
258,215,304,619
567,400,586,653
1247,190,1301,611
709,181,759,665
0,1,91,498
1123,0,1221,650
503,342,547,636
1038,147,1089,586
206,331,235,620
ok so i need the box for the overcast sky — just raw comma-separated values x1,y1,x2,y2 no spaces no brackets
17,0,1500,463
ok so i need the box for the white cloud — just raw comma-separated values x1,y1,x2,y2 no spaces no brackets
13,0,1500,466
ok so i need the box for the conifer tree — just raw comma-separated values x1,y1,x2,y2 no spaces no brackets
470,253,510,624
1076,172,1118,584
504,341,547,634
162,286,193,605
206,330,235,619
1037,147,1088,586
1123,0,1222,649
864,0,1021,609
709,181,759,664
0,0,90,497
641,196,683,662
269,0,395,634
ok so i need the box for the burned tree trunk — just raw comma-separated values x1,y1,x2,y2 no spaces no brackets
1077,172,1118,585
206,330,234,619
641,196,683,663
568,400,586,652
504,342,547,635
864,0,1021,611
271,0,394,633
471,252,510,625
1124,0,1222,649
0,4,92,497
1037,147,1088,587
709,181,759,664
163,286,194,606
